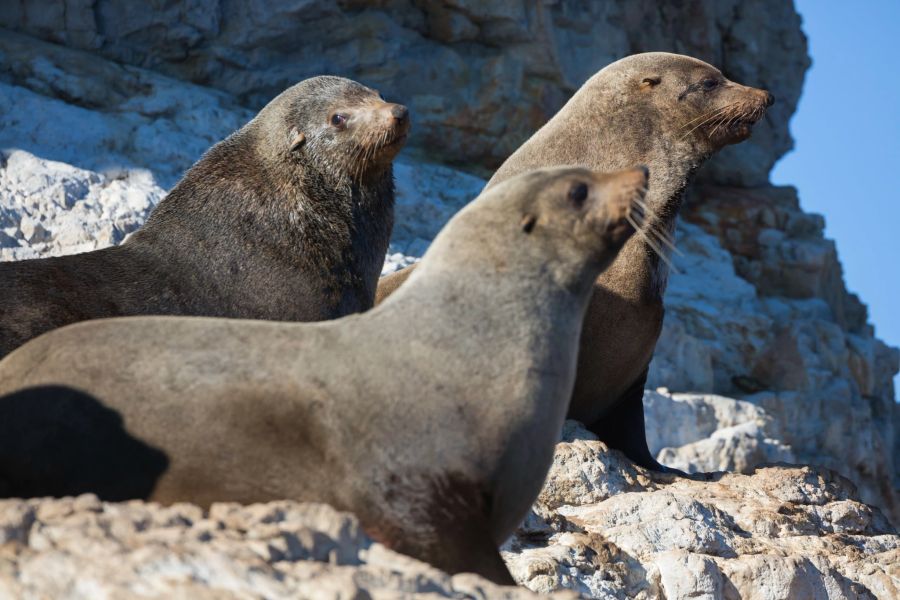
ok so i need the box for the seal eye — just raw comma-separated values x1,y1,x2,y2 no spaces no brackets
330,114,347,128
520,214,537,234
701,78,719,91
568,182,589,208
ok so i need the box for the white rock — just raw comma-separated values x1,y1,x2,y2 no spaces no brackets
0,150,164,262
504,422,899,599
0,496,562,599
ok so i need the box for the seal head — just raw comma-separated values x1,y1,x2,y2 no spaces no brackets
623,53,774,150
262,76,410,182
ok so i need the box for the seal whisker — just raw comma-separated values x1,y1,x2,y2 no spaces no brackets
679,109,728,140
626,214,678,273
709,108,740,137
638,217,678,249
679,106,729,131
628,198,678,249
630,212,682,257
647,224,682,256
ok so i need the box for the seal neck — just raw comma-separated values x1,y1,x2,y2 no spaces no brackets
486,82,708,303
605,143,704,303
380,206,600,354
133,130,395,318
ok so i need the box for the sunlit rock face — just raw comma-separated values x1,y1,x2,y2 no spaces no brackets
0,496,566,598
502,422,898,599
1,0,807,181
0,1,898,597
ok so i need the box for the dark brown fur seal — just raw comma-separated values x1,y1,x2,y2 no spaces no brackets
0,166,646,584
0,76,409,358
375,52,773,473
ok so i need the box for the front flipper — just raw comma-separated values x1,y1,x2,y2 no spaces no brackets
587,367,688,476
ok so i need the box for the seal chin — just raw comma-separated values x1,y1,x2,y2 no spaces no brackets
730,121,754,141
381,133,408,149
606,219,635,246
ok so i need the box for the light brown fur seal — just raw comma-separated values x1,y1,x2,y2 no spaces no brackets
0,76,409,359
375,52,773,473
0,166,645,584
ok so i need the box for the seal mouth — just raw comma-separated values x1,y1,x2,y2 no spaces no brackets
380,133,408,149
730,116,760,134
608,218,636,240
714,103,767,141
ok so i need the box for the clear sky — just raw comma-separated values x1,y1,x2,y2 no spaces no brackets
771,0,900,399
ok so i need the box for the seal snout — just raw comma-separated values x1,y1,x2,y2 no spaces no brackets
390,104,409,123
588,167,648,244
371,101,410,150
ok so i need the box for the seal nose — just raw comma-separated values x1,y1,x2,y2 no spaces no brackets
390,104,409,123
764,91,775,107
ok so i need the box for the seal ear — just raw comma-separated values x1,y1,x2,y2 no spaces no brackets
289,130,306,153
520,214,537,234
640,77,661,88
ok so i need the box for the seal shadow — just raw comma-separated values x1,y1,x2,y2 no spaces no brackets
0,385,169,500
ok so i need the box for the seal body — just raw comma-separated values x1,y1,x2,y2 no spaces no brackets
0,76,409,358
376,53,773,472
0,166,645,584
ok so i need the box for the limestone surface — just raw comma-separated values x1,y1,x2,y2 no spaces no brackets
0,496,565,599
502,422,899,600
0,11,896,524
0,1,898,596
1,0,808,181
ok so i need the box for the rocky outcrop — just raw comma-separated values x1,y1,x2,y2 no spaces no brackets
0,150,163,261
503,422,899,599
1,0,807,181
0,425,894,599
1,0,898,596
0,28,252,187
650,184,900,523
0,496,564,599
1,20,896,524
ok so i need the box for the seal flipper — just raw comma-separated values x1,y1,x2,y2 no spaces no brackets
428,519,516,586
587,368,687,475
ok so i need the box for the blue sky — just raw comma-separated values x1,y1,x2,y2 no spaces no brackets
771,0,900,399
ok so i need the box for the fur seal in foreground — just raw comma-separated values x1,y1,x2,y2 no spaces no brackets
0,76,409,358
375,52,773,473
0,166,645,584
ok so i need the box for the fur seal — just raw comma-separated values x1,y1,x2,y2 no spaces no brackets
0,166,645,584
375,52,773,473
0,76,409,358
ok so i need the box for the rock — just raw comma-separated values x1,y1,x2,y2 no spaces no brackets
1,0,808,179
0,28,895,526
392,158,486,246
0,2,898,594
502,422,900,599
644,390,796,475
0,496,562,599
0,28,252,186
0,150,164,261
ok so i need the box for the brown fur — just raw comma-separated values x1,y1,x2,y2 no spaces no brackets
375,53,773,471
0,167,645,584
0,76,409,358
